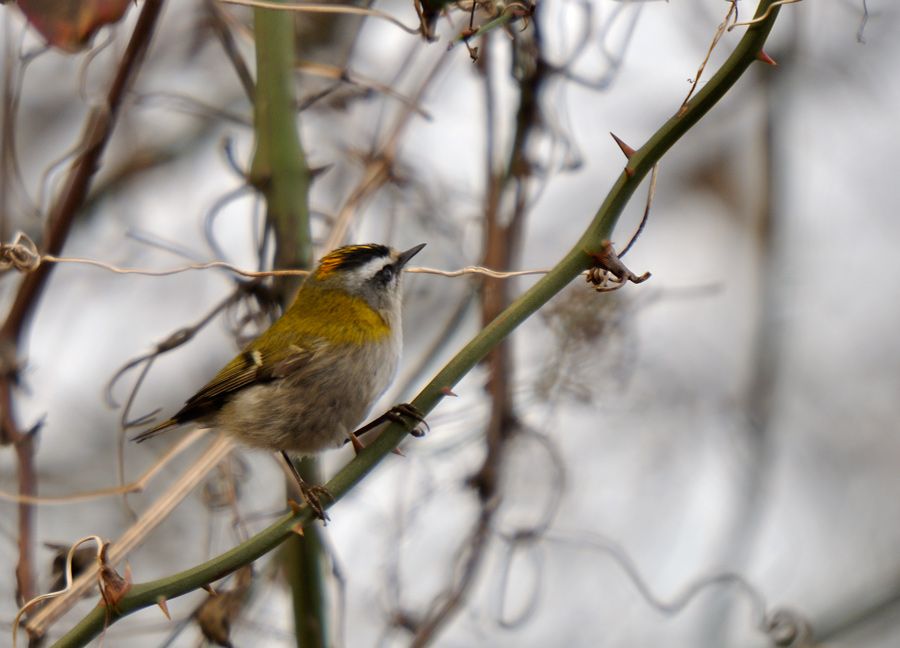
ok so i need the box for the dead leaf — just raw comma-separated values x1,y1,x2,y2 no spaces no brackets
16,0,131,53
195,567,253,648
98,543,131,611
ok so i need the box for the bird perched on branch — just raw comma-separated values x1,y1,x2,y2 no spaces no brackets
135,243,427,519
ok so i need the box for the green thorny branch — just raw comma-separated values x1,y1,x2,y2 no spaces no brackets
50,2,785,645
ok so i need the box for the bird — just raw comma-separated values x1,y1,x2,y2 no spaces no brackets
134,242,426,519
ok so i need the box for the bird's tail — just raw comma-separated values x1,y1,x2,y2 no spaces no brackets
132,418,178,443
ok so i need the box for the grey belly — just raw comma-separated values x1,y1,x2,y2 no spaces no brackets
213,344,397,455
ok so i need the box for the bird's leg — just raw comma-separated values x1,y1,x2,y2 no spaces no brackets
350,415,390,439
280,451,331,522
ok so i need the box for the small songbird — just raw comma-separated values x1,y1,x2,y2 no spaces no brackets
134,243,426,518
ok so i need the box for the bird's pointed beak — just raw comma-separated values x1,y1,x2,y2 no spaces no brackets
396,243,426,268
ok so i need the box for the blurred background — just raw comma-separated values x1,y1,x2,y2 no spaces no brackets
1,0,899,646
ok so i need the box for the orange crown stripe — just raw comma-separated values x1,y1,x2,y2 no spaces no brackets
315,244,389,278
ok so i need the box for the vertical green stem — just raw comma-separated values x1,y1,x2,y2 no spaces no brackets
251,3,313,297
283,460,328,647
251,5,324,647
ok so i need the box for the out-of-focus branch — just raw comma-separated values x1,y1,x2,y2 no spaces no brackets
48,3,787,645
0,0,165,347
207,0,256,101
0,0,165,618
409,16,548,644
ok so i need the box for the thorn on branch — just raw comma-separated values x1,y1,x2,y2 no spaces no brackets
610,132,636,159
156,596,171,620
756,49,778,66
584,242,650,292
309,163,333,180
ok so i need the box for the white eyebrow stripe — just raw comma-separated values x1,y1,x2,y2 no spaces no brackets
355,256,394,278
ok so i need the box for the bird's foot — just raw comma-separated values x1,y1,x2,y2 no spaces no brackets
281,450,332,522
288,482,332,522
386,403,429,438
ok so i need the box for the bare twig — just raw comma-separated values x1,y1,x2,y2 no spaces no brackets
1,26,45,233
0,428,209,505
681,1,738,111
618,163,658,257
728,0,803,30
856,0,869,43
207,0,256,100
295,61,432,119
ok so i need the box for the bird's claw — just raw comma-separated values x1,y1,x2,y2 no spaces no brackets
387,403,429,438
289,483,332,522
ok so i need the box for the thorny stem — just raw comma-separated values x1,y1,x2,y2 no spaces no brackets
0,0,165,621
50,2,785,645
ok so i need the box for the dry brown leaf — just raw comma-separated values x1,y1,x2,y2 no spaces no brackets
16,0,131,53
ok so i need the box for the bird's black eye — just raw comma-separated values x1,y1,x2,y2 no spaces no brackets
374,264,396,284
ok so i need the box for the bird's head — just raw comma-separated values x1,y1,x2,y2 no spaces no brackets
308,243,426,313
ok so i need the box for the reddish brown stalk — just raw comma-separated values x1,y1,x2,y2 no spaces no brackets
0,0,165,627
411,20,548,646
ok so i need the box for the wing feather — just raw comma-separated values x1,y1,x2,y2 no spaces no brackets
172,342,316,424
